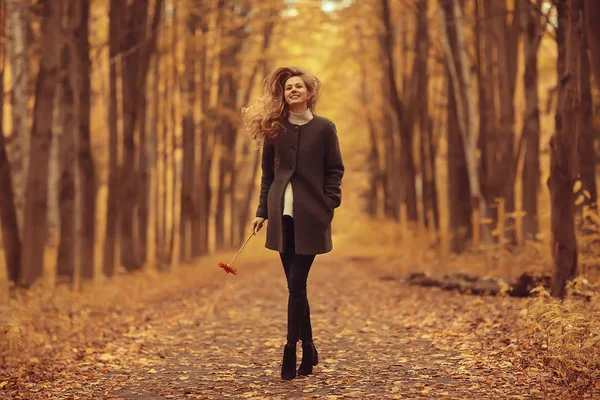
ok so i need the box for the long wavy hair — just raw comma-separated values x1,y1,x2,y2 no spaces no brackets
242,66,322,143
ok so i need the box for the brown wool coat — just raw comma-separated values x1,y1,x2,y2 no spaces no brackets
255,115,344,255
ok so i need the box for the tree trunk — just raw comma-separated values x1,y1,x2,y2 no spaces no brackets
377,21,398,220
57,12,77,284
156,56,166,263
380,0,417,222
197,129,214,256
548,0,580,299
103,0,125,277
197,105,216,256
146,53,160,267
425,118,439,229
137,0,163,265
492,0,518,210
195,3,220,256
413,0,436,230
505,2,521,242
119,0,148,271
447,75,472,252
521,0,542,241
0,8,22,283
215,4,243,249
214,91,237,249
475,0,497,207
20,0,61,287
356,25,380,217
584,0,600,91
157,54,167,264
7,0,30,234
116,0,162,270
137,75,149,264
481,0,519,236
75,0,95,280
191,7,209,257
452,0,485,217
48,83,62,261
366,117,381,217
214,137,226,249
180,4,196,261
381,113,397,218
161,62,170,263
441,0,472,251
557,0,567,116
439,0,487,249
170,5,181,266
153,16,166,264
577,12,597,221
136,39,152,267
170,9,181,266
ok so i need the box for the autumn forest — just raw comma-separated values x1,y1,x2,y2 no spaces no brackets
1,0,599,398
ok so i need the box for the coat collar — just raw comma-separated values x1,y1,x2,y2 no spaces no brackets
283,114,319,130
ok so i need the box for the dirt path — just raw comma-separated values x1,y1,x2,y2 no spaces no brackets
6,254,575,399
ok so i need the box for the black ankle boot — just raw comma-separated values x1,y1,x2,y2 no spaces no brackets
281,343,297,380
297,341,318,376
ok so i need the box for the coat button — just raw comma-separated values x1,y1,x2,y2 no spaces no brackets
292,146,296,151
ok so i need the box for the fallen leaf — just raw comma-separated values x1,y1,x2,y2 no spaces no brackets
99,353,115,361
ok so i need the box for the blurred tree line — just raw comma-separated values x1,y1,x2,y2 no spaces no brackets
0,0,598,298
0,0,283,290
346,0,599,298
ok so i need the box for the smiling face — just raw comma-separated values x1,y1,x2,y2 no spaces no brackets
284,76,309,111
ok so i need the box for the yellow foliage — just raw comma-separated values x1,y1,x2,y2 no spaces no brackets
522,280,600,390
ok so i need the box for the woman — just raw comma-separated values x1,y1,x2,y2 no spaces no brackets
242,66,344,380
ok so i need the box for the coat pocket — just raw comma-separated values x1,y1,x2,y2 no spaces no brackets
321,193,334,223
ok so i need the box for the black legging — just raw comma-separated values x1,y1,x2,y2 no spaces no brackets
280,216,315,344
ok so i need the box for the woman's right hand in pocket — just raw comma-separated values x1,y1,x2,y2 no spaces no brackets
252,217,266,234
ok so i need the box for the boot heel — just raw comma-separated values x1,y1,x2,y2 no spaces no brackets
281,343,297,380
298,341,317,376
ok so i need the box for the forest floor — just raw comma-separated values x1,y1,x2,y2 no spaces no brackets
3,247,596,400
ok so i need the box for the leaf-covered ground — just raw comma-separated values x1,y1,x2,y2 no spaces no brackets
1,253,593,399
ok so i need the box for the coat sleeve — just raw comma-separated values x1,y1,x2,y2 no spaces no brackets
324,122,344,210
256,139,274,218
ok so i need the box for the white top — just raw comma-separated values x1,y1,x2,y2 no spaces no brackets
283,109,314,217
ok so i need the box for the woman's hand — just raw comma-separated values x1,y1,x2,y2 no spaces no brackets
252,217,266,234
